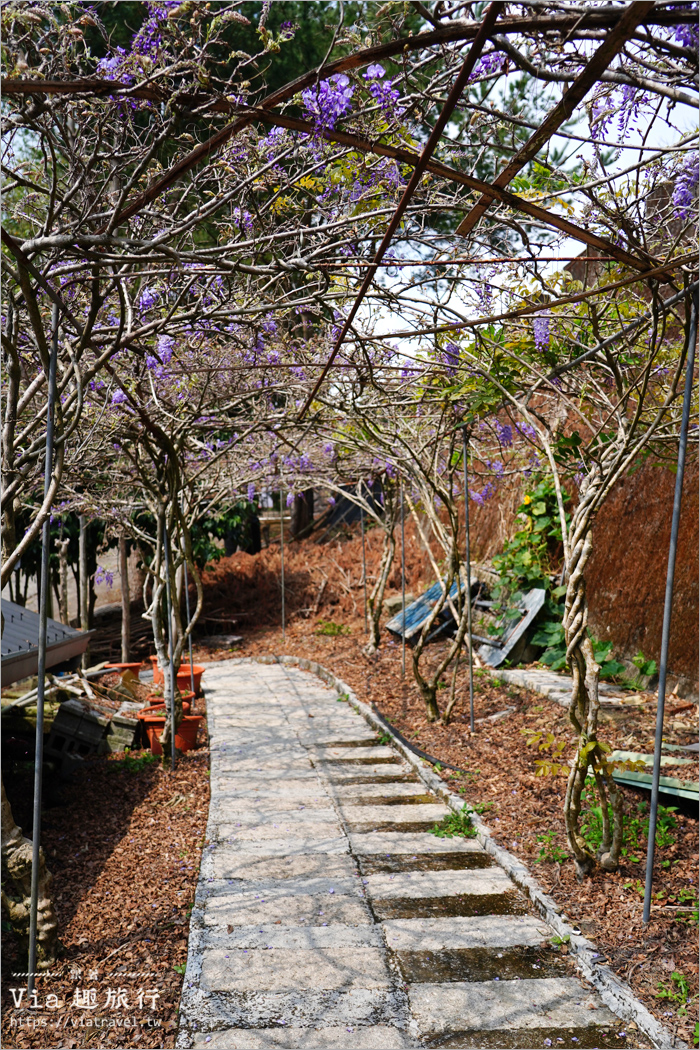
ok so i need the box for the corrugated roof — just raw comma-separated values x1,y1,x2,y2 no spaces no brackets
1,599,91,686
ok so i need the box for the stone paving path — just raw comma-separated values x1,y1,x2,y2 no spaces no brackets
176,660,631,1050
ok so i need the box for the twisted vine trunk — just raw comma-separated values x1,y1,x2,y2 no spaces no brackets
1,781,59,970
562,468,624,878
365,522,396,654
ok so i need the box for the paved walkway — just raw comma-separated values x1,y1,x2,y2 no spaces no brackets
176,660,630,1050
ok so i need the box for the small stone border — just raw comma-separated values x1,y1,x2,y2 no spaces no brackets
245,653,685,1050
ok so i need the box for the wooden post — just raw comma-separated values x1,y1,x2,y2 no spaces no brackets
119,534,130,662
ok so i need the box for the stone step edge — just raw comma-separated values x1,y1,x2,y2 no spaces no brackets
244,653,685,1050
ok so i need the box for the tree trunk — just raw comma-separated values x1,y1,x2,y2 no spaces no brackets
365,525,395,653
119,534,130,662
290,489,314,539
78,514,89,668
562,476,623,878
1,780,59,970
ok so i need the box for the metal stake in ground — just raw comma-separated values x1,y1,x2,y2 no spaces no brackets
279,476,286,644
643,289,698,923
163,518,177,772
183,557,195,696
400,475,406,678
462,427,475,732
361,502,368,633
28,302,59,995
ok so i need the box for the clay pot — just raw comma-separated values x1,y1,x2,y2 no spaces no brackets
145,693,192,714
140,711,203,755
148,657,206,694
105,662,143,675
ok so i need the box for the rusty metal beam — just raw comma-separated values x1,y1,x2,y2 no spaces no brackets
296,2,503,421
240,107,657,272
455,1,655,238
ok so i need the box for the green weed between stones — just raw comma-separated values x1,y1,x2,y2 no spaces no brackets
430,803,491,839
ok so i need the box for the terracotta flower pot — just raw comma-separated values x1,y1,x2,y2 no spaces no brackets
140,712,203,755
145,693,192,714
148,658,205,694
105,662,143,675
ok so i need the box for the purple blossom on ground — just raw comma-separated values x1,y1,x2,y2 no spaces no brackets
533,313,550,351
302,75,355,132
672,153,698,220
111,389,128,405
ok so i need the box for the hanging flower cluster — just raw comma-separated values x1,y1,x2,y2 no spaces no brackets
301,74,355,133
672,153,699,220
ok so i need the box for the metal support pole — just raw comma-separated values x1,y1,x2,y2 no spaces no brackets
163,519,176,772
643,290,697,923
28,303,59,995
279,479,286,644
183,557,195,696
361,503,368,633
400,476,406,677
462,429,475,732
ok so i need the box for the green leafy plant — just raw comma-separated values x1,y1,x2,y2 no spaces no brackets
430,804,478,839
109,749,157,774
581,786,677,856
536,829,569,864
378,732,392,745
657,971,693,1017
315,620,351,636
173,962,187,975
632,650,657,678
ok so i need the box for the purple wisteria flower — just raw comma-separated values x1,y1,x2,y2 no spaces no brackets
139,286,159,311
302,75,355,133
672,153,698,220
443,343,460,377
247,483,256,502
95,565,114,588
533,313,550,351
286,491,295,508
363,63,402,116
111,389,128,405
494,421,513,447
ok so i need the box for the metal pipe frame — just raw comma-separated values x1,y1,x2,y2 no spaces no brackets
642,287,698,923
462,428,475,733
163,518,177,772
27,302,59,995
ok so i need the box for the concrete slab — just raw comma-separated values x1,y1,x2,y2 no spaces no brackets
365,870,514,899
410,977,617,1035
340,804,448,824
192,1026,409,1048
350,832,485,855
200,947,392,992
211,836,350,856
203,893,371,926
382,915,552,950
210,853,358,881
330,782,425,799
310,746,398,762
201,924,384,950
